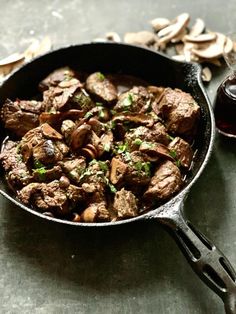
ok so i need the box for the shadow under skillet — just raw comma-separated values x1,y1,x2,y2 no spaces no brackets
1,149,226,314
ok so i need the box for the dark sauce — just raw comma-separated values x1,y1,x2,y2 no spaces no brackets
214,75,236,137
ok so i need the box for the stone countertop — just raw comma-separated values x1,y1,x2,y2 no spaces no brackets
1,1,236,313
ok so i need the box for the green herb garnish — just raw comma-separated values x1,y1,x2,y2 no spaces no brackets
117,143,127,154
34,159,45,169
84,111,94,119
98,161,108,172
110,109,117,115
167,134,175,141
123,93,133,107
109,183,117,193
133,138,142,146
98,109,105,119
97,72,105,81
33,167,46,181
175,159,181,168
169,149,177,159
104,143,111,152
96,102,103,107
134,161,151,176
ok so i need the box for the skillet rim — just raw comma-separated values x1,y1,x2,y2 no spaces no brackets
0,42,215,227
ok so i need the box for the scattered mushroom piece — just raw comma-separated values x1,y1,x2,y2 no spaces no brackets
70,124,91,151
105,32,121,42
150,17,170,32
189,18,205,37
158,13,190,45
192,32,226,59
124,31,158,46
41,123,63,140
201,67,212,82
184,33,216,44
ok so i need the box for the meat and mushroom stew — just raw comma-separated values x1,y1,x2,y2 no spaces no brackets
0,68,200,222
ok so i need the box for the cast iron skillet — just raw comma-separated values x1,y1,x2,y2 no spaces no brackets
0,43,236,313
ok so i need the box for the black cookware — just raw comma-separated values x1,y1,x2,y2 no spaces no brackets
0,43,235,313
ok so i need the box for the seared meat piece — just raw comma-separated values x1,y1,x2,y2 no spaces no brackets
20,123,69,165
118,151,151,186
124,122,169,151
168,137,193,168
113,188,138,218
43,78,82,112
158,88,200,137
114,86,154,113
18,180,85,216
39,67,77,91
110,157,128,185
85,72,117,103
144,160,182,200
58,157,86,183
71,88,95,112
81,202,110,222
32,165,62,182
1,99,43,137
0,140,32,188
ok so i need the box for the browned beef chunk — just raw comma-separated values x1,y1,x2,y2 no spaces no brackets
0,140,32,188
81,202,110,222
114,86,154,113
32,165,62,182
39,67,77,91
18,180,85,216
144,160,182,200
85,72,117,103
43,78,82,112
20,124,69,165
168,137,193,168
118,151,151,186
1,99,43,137
158,88,200,137
113,188,138,218
58,157,86,183
124,122,169,151
110,157,128,185
70,88,95,112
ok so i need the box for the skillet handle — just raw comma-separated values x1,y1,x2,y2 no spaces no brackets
158,202,236,314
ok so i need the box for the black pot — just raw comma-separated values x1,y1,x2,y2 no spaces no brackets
0,43,235,313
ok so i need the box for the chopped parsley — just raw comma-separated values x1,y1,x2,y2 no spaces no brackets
134,161,151,176
34,159,45,169
117,143,127,154
175,159,181,168
110,109,117,115
169,149,177,159
96,102,103,107
133,138,142,146
109,183,117,193
84,111,94,119
98,109,105,119
98,161,108,172
123,93,133,108
33,167,46,181
167,134,175,141
97,72,105,81
104,143,111,152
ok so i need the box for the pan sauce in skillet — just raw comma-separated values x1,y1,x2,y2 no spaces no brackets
0,68,200,222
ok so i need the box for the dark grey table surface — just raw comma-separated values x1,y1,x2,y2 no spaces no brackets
1,1,236,313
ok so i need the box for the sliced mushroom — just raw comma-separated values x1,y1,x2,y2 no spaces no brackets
158,13,190,45
201,67,212,82
105,32,121,42
81,145,98,160
150,17,170,32
113,113,154,128
124,31,158,46
139,142,173,162
192,32,226,59
70,124,91,151
171,28,187,43
41,123,63,140
189,18,205,37
98,131,114,156
184,33,216,43
110,157,127,185
39,109,84,126
224,36,234,54
0,53,25,66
